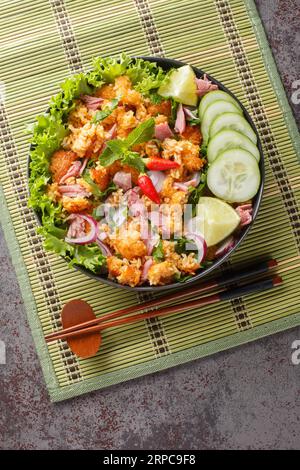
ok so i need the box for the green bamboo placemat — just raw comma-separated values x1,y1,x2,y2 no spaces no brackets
0,0,299,402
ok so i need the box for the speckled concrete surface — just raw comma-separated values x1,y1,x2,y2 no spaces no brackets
0,0,299,450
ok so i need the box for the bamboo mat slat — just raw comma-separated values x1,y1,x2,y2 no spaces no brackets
0,0,299,402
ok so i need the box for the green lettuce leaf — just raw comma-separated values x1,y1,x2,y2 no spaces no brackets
69,244,106,273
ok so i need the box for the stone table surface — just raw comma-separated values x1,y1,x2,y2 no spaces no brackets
0,0,299,450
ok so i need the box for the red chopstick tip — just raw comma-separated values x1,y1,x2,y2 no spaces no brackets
272,275,283,286
268,259,278,268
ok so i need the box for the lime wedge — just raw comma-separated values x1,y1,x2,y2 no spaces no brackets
192,197,240,247
158,65,198,106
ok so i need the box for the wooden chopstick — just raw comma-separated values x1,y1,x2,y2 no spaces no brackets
45,259,277,342
46,274,282,344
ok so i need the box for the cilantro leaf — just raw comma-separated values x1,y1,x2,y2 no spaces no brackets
152,239,164,262
174,272,194,283
82,171,104,197
83,172,117,199
175,237,196,255
201,144,207,157
92,98,119,124
188,170,207,216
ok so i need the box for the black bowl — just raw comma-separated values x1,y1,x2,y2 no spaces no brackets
28,56,264,292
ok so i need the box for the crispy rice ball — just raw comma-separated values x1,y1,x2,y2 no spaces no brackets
62,196,92,213
177,253,200,274
162,138,204,173
50,150,78,183
112,238,147,260
114,75,142,107
64,122,105,158
147,100,171,117
147,261,179,285
180,125,202,145
107,256,141,287
68,103,92,128
96,83,116,100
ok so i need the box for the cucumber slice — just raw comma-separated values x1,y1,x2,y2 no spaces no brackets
207,129,260,163
199,90,241,121
210,112,257,144
201,100,243,144
158,65,198,106
207,148,261,202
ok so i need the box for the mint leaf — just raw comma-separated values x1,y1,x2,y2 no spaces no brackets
121,151,145,173
99,119,154,168
124,118,155,148
99,146,122,166
92,98,119,124
152,239,164,262
106,139,127,155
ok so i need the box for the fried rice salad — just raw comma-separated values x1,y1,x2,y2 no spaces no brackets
28,54,261,287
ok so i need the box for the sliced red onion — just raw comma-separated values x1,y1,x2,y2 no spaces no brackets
184,171,201,187
141,257,154,281
148,170,166,194
154,122,174,140
65,214,98,245
173,182,189,192
59,184,91,198
79,156,89,176
96,238,113,257
59,161,82,184
235,204,253,227
174,103,186,134
195,74,218,97
185,232,207,263
113,171,132,191
173,172,200,191
215,236,236,257
81,95,104,110
97,230,108,241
